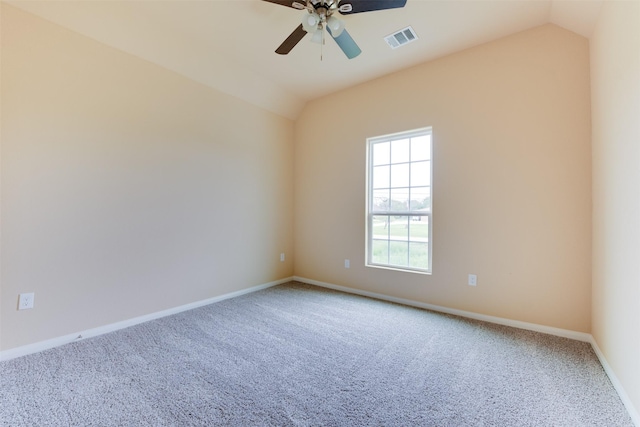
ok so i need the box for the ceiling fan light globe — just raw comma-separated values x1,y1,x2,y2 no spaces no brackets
326,15,345,36
301,11,321,33
310,30,323,44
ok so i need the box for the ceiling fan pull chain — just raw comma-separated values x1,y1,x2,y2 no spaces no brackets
321,24,324,61
322,26,324,61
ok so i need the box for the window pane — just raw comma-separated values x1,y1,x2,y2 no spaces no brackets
391,138,410,164
373,189,390,211
367,128,432,273
372,239,389,265
373,141,390,166
390,163,409,188
409,217,429,242
410,161,430,187
373,165,390,189
411,135,431,161
372,215,390,240
410,187,431,210
390,188,409,211
389,241,409,266
389,216,409,241
409,242,429,269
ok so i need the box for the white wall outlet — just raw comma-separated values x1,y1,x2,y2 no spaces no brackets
18,293,35,310
280,253,285,262
468,274,477,286
345,259,350,269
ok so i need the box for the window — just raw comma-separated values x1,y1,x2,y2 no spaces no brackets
366,128,432,273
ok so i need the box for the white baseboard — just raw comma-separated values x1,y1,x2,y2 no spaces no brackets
0,277,293,362
294,276,591,342
294,276,640,426
590,338,640,427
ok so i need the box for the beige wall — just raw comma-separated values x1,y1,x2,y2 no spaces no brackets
0,5,294,350
294,24,592,332
591,0,640,418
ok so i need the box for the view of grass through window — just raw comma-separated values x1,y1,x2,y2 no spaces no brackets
367,128,432,272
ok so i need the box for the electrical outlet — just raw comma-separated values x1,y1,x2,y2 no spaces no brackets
280,253,285,262
18,293,35,310
345,259,350,269
468,274,477,286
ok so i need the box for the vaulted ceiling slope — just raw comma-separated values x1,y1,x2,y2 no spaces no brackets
6,0,603,119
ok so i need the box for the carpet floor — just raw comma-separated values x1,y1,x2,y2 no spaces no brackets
0,281,634,426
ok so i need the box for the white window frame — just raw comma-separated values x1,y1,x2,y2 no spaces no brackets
365,127,433,274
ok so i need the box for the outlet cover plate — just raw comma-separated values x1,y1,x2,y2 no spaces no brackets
18,293,35,310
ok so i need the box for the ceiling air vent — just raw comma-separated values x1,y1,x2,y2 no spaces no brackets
384,26,418,49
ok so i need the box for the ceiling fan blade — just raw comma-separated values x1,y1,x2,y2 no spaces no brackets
327,27,362,59
338,0,407,15
261,0,306,10
276,24,308,55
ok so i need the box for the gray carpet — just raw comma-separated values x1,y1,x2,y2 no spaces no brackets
0,281,633,426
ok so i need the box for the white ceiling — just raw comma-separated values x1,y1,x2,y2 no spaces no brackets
6,0,603,119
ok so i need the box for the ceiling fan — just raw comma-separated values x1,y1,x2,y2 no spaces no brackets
262,0,408,59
